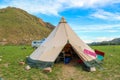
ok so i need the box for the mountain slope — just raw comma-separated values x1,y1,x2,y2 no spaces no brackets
0,7,54,45
90,38,120,45
109,38,120,44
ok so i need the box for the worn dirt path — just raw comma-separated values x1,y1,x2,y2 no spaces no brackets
58,61,84,80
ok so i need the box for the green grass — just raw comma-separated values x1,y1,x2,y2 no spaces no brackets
0,7,52,45
0,45,62,80
0,45,120,80
70,45,120,80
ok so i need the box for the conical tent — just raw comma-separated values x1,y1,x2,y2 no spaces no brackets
27,17,97,69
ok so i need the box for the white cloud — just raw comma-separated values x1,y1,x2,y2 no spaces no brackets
77,35,117,43
78,35,95,43
107,30,118,32
0,0,62,16
95,37,114,42
10,0,62,16
81,36,118,43
91,10,120,20
0,0,120,16
72,24,120,32
71,23,120,43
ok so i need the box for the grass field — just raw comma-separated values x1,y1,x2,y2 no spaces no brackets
0,45,120,80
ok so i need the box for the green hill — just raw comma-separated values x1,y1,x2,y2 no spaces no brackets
0,7,54,45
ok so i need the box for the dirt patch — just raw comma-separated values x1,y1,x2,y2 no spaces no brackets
58,61,84,80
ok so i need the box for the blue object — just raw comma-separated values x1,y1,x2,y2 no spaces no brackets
0,77,3,80
97,55,104,61
65,57,71,64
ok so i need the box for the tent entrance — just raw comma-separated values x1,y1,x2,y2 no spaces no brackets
55,43,83,65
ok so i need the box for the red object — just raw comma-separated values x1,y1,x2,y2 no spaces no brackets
77,59,83,64
95,49,105,56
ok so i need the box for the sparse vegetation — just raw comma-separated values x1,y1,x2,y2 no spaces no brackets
0,7,54,45
0,45,120,80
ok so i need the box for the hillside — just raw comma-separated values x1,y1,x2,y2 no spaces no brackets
0,7,54,45
90,38,120,45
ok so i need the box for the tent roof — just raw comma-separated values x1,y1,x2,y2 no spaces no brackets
29,17,96,62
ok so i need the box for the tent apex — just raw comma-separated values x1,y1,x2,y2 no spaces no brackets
59,17,67,23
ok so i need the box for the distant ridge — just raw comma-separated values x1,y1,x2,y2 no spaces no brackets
90,38,120,45
0,7,55,45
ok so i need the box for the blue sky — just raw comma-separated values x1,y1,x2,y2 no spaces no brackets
0,0,120,43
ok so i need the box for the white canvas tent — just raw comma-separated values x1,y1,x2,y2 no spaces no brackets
27,17,98,70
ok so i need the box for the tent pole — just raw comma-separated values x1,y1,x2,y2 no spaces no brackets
64,52,65,64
